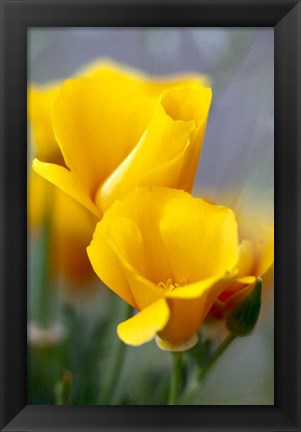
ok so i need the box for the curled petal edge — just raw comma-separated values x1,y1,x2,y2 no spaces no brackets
117,298,170,346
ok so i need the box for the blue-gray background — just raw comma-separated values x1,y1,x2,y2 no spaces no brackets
28,28,274,404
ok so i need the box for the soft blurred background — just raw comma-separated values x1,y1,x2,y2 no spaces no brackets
28,28,274,405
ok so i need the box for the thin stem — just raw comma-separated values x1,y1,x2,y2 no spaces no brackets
199,333,236,382
168,352,184,405
179,333,236,405
98,302,132,405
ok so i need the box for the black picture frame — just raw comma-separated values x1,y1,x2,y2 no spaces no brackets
0,0,300,431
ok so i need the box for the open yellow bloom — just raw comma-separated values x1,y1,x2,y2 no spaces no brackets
87,187,258,350
32,61,211,218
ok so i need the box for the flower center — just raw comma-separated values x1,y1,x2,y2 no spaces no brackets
158,276,188,292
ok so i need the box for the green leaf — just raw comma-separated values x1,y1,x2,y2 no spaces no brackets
226,277,262,336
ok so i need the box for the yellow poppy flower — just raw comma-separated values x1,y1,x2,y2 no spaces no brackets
32,61,211,218
87,187,257,350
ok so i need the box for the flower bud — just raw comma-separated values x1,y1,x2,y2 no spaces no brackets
226,277,262,336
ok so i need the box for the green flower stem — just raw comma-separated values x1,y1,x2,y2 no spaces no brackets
98,302,132,405
168,352,184,405
179,333,236,404
199,333,236,382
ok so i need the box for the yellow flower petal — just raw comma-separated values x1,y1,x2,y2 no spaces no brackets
32,159,100,218
87,207,163,310
78,57,210,89
52,76,172,199
164,272,237,299
159,194,239,284
215,240,256,302
117,298,170,346
87,213,139,309
90,187,178,290
28,167,97,287
51,188,97,286
97,85,212,212
159,276,235,344
28,60,131,163
107,235,164,311
160,273,256,344
28,84,61,162
237,240,254,277
28,170,49,226
255,226,274,279
237,211,274,279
